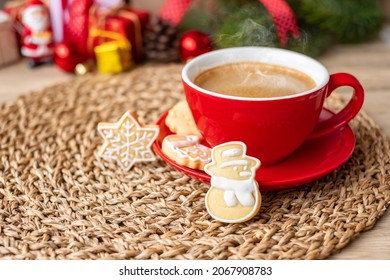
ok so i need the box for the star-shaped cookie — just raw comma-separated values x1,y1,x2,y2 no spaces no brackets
97,111,159,171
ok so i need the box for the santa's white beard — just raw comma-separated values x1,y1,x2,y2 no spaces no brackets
24,17,48,32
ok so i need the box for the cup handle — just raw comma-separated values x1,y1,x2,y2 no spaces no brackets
309,73,364,139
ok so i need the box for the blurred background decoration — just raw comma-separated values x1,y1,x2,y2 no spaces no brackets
0,0,387,73
179,0,384,57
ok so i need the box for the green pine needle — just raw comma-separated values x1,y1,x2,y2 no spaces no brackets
298,0,384,43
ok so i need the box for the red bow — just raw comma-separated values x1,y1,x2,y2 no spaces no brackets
159,0,300,46
259,0,300,45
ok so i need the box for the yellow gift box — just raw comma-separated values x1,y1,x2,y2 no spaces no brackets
91,29,133,74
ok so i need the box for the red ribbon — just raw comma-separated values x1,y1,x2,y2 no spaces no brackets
159,0,300,46
258,0,300,45
64,0,94,56
159,0,193,26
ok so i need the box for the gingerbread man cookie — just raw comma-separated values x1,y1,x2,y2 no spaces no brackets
97,111,159,171
204,141,261,223
162,134,211,170
165,100,202,139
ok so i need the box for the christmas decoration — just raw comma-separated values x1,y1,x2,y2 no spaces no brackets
63,0,93,58
2,0,382,73
49,0,64,43
290,0,384,43
178,0,384,57
97,111,160,171
179,0,301,47
143,0,196,62
74,61,94,76
49,0,122,44
53,42,87,73
144,17,181,62
0,11,19,67
259,0,299,45
97,8,149,63
94,0,124,12
91,28,133,74
48,2,149,73
180,29,212,61
160,0,193,26
20,0,54,67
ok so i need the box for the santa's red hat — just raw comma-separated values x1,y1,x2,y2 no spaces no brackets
25,0,45,8
25,0,46,9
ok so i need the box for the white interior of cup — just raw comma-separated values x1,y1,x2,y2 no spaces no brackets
182,47,329,101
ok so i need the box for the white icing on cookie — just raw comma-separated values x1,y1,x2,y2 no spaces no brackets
222,148,243,157
178,144,211,163
210,175,256,206
219,160,249,168
165,135,199,148
164,135,211,163
224,190,238,207
239,171,251,177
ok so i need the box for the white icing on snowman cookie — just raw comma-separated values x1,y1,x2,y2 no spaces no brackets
210,176,257,206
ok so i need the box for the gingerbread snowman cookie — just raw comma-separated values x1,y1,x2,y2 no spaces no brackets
204,142,261,223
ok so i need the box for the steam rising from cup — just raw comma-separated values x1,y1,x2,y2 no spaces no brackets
214,17,310,53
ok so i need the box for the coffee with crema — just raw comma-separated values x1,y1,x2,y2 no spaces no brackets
194,62,316,98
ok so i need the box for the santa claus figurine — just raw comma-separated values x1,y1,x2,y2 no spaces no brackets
21,0,54,67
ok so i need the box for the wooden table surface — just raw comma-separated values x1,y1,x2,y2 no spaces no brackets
0,40,389,260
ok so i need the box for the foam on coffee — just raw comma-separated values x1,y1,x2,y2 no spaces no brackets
194,62,316,98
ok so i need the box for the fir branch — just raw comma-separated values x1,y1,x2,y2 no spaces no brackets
298,0,384,43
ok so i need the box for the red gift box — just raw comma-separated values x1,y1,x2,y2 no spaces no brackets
99,8,149,63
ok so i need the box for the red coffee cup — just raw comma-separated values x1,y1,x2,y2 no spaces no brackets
182,47,364,166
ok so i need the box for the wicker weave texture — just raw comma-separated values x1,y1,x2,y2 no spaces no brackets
0,64,389,259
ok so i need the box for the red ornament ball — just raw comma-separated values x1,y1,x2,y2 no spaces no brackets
54,43,87,73
180,30,212,62
55,43,70,59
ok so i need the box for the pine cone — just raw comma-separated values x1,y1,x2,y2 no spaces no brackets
144,17,181,62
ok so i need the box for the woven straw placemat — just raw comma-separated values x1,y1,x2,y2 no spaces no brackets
0,64,389,260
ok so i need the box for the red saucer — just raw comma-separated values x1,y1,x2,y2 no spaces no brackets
153,109,355,191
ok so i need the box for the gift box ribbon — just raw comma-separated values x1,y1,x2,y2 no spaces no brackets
88,5,142,59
